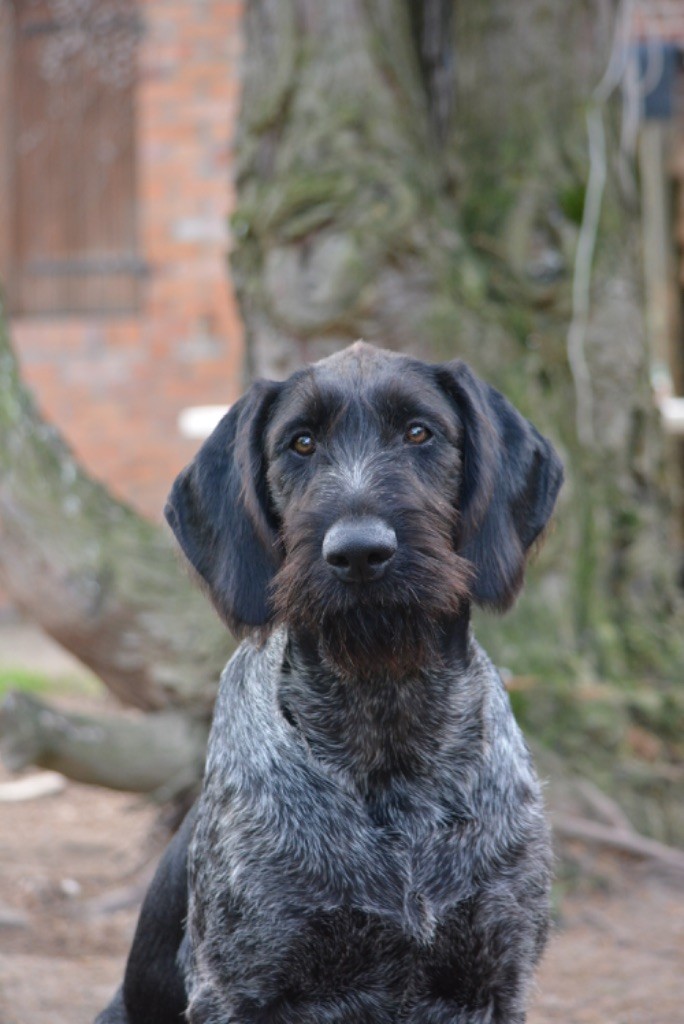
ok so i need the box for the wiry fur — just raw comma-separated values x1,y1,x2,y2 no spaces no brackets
186,631,550,1024
95,342,563,1024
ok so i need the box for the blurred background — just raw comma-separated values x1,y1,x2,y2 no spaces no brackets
0,1,683,1021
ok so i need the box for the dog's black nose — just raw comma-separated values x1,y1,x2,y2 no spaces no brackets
323,517,397,583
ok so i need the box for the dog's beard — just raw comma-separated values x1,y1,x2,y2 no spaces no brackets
312,602,456,681
271,510,472,681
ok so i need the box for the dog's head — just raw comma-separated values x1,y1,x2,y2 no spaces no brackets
165,343,563,676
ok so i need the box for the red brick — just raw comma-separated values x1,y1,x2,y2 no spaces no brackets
7,0,246,523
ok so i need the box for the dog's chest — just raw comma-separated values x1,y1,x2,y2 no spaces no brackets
188,639,547,1019
201,643,488,943
193,753,520,1022
194,762,485,1019
216,773,473,935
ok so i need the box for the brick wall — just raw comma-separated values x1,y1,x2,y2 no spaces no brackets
7,0,245,521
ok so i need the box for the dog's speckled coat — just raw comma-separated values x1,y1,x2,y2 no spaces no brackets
96,343,563,1024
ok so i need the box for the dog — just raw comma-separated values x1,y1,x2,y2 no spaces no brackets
96,341,563,1024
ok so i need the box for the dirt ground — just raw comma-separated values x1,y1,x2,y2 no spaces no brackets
0,625,683,1023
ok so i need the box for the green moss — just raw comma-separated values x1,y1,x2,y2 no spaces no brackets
461,177,517,238
502,305,535,347
628,690,684,743
0,668,51,696
513,681,630,767
0,667,98,698
557,182,586,225
256,172,357,239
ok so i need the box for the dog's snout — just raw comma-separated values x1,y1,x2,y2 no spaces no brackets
323,517,397,583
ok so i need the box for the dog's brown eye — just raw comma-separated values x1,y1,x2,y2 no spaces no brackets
292,433,316,456
405,424,432,445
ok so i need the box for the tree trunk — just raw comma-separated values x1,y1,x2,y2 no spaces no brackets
0,296,232,715
0,296,231,793
230,0,684,684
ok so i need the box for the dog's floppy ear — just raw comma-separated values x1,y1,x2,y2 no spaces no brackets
436,360,563,611
164,379,283,634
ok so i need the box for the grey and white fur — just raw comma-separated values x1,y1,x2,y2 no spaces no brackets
96,342,563,1024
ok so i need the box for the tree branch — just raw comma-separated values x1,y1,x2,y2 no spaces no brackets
553,812,684,875
0,691,209,798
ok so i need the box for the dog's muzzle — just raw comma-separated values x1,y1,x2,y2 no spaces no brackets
322,517,397,583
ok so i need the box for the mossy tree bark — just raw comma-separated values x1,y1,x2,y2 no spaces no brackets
0,297,230,792
1,1,683,821
231,0,683,684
